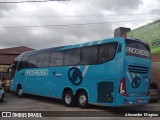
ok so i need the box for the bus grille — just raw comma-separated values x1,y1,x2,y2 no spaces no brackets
128,65,149,74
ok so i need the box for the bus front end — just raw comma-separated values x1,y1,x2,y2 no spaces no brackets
117,39,151,107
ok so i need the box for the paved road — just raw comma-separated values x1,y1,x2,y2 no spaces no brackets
0,92,160,120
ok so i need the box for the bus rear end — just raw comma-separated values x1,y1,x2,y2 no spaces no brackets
117,39,151,107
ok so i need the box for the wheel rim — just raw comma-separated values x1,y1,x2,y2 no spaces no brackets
65,94,72,104
79,94,87,105
18,89,23,96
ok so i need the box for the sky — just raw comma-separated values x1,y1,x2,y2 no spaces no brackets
0,0,160,49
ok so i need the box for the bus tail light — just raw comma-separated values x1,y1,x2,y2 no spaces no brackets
119,78,127,96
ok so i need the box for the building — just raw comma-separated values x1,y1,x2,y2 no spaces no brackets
114,20,160,88
0,46,33,80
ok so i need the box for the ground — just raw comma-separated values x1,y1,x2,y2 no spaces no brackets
0,92,160,120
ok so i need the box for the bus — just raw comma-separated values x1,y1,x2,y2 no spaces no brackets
10,37,151,108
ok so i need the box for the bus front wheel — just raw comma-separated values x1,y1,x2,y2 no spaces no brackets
77,91,89,108
17,85,24,97
63,90,76,107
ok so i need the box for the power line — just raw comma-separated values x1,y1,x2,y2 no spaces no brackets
0,19,156,29
0,0,68,3
2,13,157,18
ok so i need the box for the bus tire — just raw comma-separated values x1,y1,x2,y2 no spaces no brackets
0,94,5,102
63,90,76,107
77,91,89,108
17,85,24,97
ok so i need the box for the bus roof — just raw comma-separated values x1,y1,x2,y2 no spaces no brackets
21,37,125,56
60,37,124,50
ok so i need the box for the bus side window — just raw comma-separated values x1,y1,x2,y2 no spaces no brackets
43,53,50,67
64,48,80,66
37,53,50,67
28,55,38,68
37,54,45,67
90,46,98,64
80,46,98,65
98,42,118,63
80,47,90,65
50,52,63,66
17,56,29,70
17,61,23,70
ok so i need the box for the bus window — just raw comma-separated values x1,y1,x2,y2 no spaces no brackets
126,39,150,59
10,63,17,79
80,46,98,65
90,46,98,64
50,52,63,66
37,54,45,67
18,55,28,70
80,47,91,65
28,55,38,68
64,48,80,66
98,42,118,63
43,53,50,67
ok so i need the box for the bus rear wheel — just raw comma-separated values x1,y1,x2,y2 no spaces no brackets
63,90,76,107
17,85,24,97
77,91,89,108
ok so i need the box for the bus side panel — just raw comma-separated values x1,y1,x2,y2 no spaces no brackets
54,66,73,99
53,61,117,107
88,61,117,107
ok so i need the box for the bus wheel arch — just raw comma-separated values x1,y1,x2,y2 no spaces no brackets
62,88,76,107
17,84,24,97
76,89,89,108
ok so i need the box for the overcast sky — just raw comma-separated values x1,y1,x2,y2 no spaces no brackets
0,0,159,49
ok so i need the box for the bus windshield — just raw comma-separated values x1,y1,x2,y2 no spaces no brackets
126,39,150,59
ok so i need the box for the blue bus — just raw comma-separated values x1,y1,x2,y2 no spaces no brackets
10,37,151,108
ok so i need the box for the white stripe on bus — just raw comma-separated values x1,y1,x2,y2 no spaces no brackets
97,40,102,44
132,73,135,78
126,72,132,83
82,65,89,77
79,44,83,47
137,73,140,77
77,66,81,69
89,42,93,46
69,66,81,69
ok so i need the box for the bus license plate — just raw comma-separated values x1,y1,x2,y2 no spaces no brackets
136,99,142,103
150,92,156,95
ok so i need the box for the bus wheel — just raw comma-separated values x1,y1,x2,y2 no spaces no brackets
0,94,5,102
77,91,89,108
17,86,24,97
63,90,76,107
